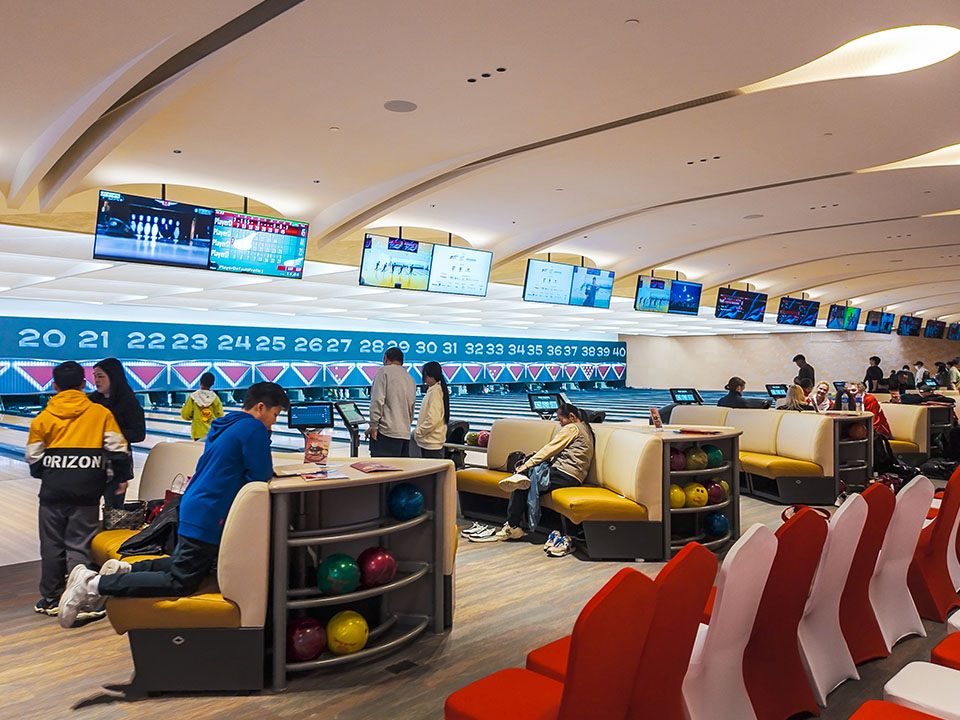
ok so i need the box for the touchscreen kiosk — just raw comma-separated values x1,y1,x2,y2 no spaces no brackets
669,388,703,405
528,392,563,419
335,401,367,456
288,402,335,430
765,384,788,398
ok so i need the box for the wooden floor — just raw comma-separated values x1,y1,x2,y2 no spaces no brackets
2,501,950,720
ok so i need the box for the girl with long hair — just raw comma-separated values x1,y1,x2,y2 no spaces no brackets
414,361,450,458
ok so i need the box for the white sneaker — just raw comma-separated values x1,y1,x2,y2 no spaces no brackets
546,535,575,557
99,559,132,575
543,530,561,552
59,565,101,628
495,523,525,541
498,474,531,492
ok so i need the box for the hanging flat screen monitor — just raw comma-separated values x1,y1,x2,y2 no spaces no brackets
715,287,768,322
208,210,308,279
777,297,820,326
634,276,671,313
897,315,922,337
826,304,847,329
359,234,433,291
522,258,575,305
925,320,946,339
570,266,615,308
427,244,492,297
669,279,702,316
94,190,215,269
843,306,861,330
948,323,960,341
864,310,894,334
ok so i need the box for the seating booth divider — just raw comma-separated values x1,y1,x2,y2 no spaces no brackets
877,403,954,462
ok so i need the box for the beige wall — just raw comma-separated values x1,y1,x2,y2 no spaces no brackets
623,332,960,391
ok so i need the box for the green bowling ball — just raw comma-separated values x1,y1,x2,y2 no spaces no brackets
702,444,724,468
317,553,360,595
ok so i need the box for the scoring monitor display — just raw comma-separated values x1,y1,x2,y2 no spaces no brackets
715,287,768,322
528,392,563,413
209,210,309,279
359,234,433,291
925,320,946,339
427,244,492,297
288,402,335,429
777,297,820,326
522,259,576,305
826,304,846,330
766,384,789,397
669,280,702,315
634,276,671,313
864,310,895,334
669,388,703,404
335,401,366,426
843,306,862,330
570,266,615,309
948,323,960,341
94,190,215,269
897,316,922,337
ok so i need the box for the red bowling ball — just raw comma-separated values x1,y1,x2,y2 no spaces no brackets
477,431,490,447
670,447,686,471
357,546,397,588
704,481,725,505
287,616,326,662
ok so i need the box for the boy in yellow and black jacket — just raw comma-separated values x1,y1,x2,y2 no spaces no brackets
26,361,132,617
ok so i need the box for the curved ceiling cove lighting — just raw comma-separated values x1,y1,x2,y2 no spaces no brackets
859,143,960,173
925,208,960,217
740,25,960,94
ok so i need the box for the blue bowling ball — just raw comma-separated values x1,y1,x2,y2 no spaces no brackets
705,512,729,538
387,483,424,521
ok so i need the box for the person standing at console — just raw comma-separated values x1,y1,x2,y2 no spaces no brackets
367,347,416,457
864,356,883,393
414,361,449,459
57,382,288,627
793,354,815,384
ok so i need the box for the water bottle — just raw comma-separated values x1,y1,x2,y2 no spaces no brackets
856,395,864,413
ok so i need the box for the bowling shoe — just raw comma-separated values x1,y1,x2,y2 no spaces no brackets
494,523,524,541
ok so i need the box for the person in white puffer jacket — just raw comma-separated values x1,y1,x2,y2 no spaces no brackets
414,361,449,458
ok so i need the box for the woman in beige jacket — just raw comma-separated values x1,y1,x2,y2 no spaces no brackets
414,361,449,458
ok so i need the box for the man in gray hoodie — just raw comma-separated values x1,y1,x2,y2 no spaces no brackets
366,348,416,457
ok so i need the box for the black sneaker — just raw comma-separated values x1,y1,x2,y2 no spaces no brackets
34,597,59,616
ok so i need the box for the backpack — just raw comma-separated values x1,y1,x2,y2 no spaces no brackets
505,451,527,473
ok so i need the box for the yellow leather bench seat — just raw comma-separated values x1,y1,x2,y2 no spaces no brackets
91,529,139,565
541,487,649,525
107,593,239,634
457,468,511,498
739,451,823,479
889,440,920,455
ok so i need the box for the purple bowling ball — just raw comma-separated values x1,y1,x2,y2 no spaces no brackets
670,447,686,471
704,481,725,505
357,546,397,588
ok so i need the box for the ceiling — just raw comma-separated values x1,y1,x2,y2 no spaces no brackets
1,0,959,332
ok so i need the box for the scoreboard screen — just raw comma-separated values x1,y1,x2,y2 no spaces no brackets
209,211,309,279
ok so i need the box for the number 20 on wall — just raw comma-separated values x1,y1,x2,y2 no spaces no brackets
19,328,108,349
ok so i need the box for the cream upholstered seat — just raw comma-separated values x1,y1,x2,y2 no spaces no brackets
882,404,927,456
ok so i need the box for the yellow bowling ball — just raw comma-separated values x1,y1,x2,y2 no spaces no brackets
669,483,686,509
326,610,369,655
719,479,731,499
683,483,709,508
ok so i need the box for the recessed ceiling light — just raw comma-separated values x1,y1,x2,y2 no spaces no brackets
172,149,182,154
384,100,418,113
329,126,340,132
312,179,320,184
741,25,960,94
743,214,764,219
624,18,640,25
555,188,564,192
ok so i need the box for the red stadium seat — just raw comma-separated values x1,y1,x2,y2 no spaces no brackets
850,700,941,719
743,507,828,720
444,569,656,720
908,470,960,621
840,483,896,664
525,543,717,720
931,631,960,671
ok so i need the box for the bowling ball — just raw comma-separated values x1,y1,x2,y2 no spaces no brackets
705,512,730,538
477,431,490,447
357,545,397,588
702,444,724,468
286,616,326,661
326,610,369,655
846,423,867,440
670,447,686,471
704,480,724,505
669,483,686,509
719,479,731,499
465,432,480,446
683,483,708,508
684,447,709,471
388,482,425,520
317,553,360,595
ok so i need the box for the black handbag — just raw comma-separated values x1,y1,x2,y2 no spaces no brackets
102,500,148,530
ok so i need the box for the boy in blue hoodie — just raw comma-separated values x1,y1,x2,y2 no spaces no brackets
58,382,288,627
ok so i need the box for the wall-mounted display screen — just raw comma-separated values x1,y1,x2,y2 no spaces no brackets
776,297,820,326
427,244,492,297
209,211,309,279
897,315,922,337
827,304,861,330
948,323,960,341
715,287,768,322
925,320,946,339
359,234,433,291
569,266,615,308
522,259,616,308
864,310,895,334
94,190,215,269
634,276,671,313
